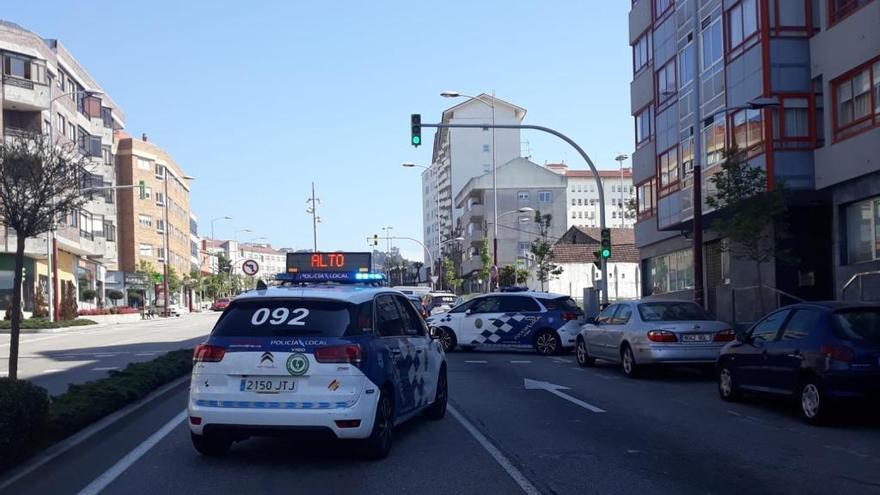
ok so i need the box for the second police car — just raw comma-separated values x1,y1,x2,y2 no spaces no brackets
426,291,584,355
188,252,447,459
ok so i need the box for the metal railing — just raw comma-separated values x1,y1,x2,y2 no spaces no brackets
840,270,880,301
728,285,805,327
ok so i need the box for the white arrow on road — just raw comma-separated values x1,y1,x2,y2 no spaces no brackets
524,378,605,413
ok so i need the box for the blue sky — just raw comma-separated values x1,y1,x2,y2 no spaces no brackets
6,1,633,260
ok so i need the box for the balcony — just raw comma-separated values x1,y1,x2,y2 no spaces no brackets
2,76,50,111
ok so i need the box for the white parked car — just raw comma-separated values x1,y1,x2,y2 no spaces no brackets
575,300,734,377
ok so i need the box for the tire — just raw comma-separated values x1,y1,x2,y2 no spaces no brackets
436,327,457,353
620,344,641,378
798,376,831,426
190,432,232,457
423,367,448,420
535,329,561,356
575,337,595,367
362,391,394,459
718,364,742,402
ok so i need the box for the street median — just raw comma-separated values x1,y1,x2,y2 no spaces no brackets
0,348,193,472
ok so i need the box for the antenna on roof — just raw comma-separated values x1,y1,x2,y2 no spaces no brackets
256,279,268,291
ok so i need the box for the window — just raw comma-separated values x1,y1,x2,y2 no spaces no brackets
375,296,405,337
647,248,693,294
611,305,632,324
577,198,583,206
137,158,151,170
101,107,113,128
638,302,713,321
142,186,152,200
2,53,32,80
701,19,723,72
156,219,166,232
157,247,166,260
781,309,823,341
138,214,153,227
833,58,879,141
635,106,653,145
731,108,764,152
655,0,673,18
656,60,677,104
499,296,541,313
104,221,115,241
571,199,576,206
102,146,112,166
612,212,617,219
681,133,694,181
517,191,530,201
155,164,166,179
482,144,490,152
577,211,583,219
679,42,694,89
728,0,758,48
139,244,153,257
482,163,491,173
595,304,618,324
472,296,503,314
829,0,875,25
658,147,679,188
67,123,76,141
155,191,165,206
845,196,880,264
633,31,652,73
703,115,726,167
751,310,791,341
395,296,428,337
538,191,552,203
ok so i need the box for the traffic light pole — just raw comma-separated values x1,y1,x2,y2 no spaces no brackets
418,122,609,304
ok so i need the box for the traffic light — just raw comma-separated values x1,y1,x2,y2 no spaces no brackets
600,228,611,259
410,114,421,147
372,234,379,246
138,180,146,200
592,250,602,269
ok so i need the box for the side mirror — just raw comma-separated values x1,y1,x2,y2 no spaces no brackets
735,331,751,344
465,308,473,316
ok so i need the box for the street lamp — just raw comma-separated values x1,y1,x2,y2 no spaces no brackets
441,90,500,287
614,154,629,228
210,216,232,242
162,173,195,317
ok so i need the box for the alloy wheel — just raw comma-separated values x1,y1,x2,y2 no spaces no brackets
801,383,821,419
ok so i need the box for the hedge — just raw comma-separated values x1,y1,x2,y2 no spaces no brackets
0,318,97,330
0,349,193,472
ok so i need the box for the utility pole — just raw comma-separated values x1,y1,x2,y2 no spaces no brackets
691,3,705,307
306,182,320,252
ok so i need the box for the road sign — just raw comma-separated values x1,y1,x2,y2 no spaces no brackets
242,259,260,276
430,275,439,284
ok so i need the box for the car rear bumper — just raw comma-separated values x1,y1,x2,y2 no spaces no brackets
188,390,381,439
632,343,725,364
824,372,880,399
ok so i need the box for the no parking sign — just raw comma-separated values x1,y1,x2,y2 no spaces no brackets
242,259,260,276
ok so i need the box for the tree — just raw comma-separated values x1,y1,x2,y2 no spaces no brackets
478,237,491,291
498,265,530,287
443,256,462,293
706,147,792,313
0,132,88,380
166,266,182,294
32,289,49,318
60,281,78,320
107,289,124,306
530,211,563,291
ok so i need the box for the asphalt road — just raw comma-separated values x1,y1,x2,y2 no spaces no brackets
0,312,217,395
2,351,879,495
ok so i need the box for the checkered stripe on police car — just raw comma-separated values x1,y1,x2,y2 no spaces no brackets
195,400,355,409
475,313,527,344
395,340,429,407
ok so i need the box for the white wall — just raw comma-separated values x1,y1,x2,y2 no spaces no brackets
548,262,640,301
565,175,636,229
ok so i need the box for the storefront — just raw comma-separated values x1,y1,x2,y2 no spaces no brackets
0,254,36,312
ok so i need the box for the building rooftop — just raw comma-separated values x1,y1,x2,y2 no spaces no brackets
551,243,640,264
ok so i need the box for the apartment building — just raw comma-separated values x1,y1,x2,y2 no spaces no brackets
627,0,880,315
423,95,525,275
115,132,192,304
455,157,568,290
0,20,125,313
235,243,285,279
546,163,636,229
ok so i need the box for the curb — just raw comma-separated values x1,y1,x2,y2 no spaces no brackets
0,374,190,491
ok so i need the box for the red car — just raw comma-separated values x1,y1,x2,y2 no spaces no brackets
210,298,231,311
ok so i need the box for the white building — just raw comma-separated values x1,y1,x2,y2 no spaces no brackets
545,163,636,230
236,243,285,279
546,227,641,302
422,94,526,275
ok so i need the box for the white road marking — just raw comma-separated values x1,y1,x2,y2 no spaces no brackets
510,360,532,364
135,352,158,357
91,367,119,371
550,357,573,364
524,378,605,413
448,405,541,495
464,360,488,364
94,353,118,357
76,410,186,495
44,369,64,373
824,444,870,459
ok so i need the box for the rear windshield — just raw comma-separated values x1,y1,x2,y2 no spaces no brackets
431,296,457,306
832,309,880,344
638,302,713,322
542,297,582,312
212,299,370,337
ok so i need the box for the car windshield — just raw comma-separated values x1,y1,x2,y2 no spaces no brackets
638,302,713,322
832,308,880,344
542,297,582,312
432,296,456,306
212,299,369,337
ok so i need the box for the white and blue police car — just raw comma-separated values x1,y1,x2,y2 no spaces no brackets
426,291,584,355
188,252,447,459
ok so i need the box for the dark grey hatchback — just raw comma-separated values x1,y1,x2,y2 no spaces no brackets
717,302,880,424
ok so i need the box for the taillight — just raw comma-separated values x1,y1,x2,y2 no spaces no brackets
193,344,225,363
647,330,678,343
314,344,362,364
562,312,581,321
820,344,854,362
713,329,736,342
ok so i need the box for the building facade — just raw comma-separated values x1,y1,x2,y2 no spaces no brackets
546,163,636,229
0,20,125,313
455,158,568,288
115,132,192,304
548,227,641,302
234,243,285,279
628,0,880,317
423,95,526,275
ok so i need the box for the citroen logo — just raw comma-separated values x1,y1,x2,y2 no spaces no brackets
260,352,274,364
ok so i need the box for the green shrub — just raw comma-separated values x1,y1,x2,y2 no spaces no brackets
0,379,50,470
81,289,98,301
107,290,124,303
0,318,97,330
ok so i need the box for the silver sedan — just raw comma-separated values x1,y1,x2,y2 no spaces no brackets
575,300,734,377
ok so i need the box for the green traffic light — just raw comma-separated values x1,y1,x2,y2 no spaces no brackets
601,249,611,258
412,136,421,145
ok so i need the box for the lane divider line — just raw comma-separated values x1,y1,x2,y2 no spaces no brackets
91,367,119,372
448,405,541,495
76,410,187,495
0,375,190,492
464,360,489,364
510,360,532,364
